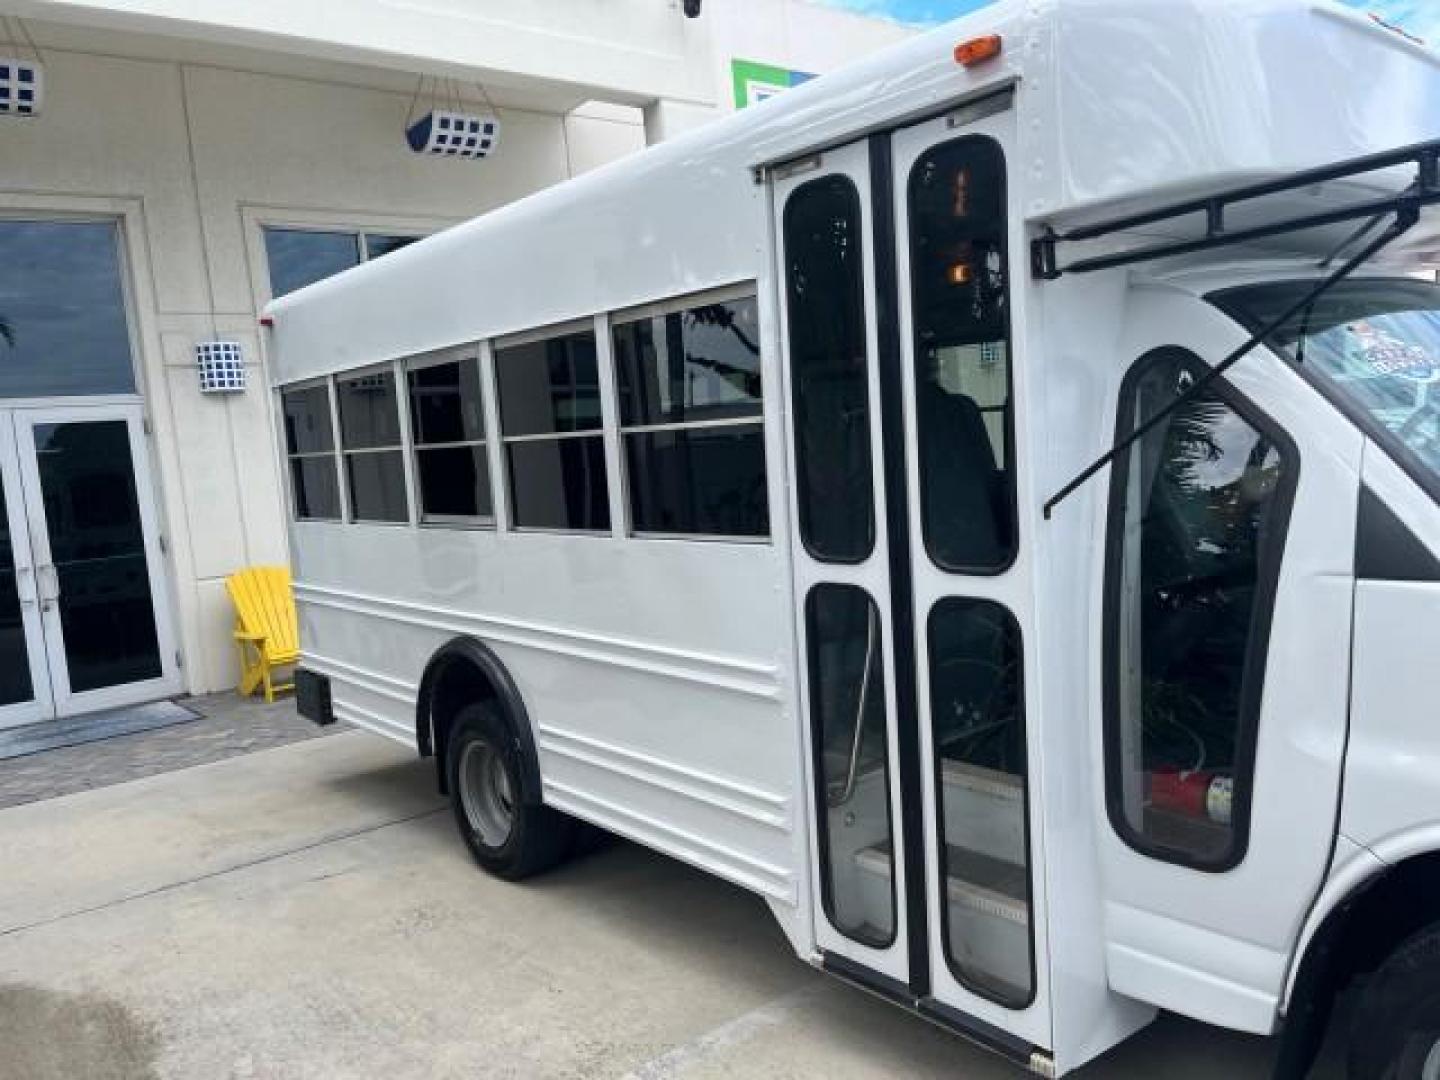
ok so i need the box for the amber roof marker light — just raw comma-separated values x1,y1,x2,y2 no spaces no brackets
954,34,1003,68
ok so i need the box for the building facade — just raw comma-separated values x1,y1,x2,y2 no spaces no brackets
0,0,913,723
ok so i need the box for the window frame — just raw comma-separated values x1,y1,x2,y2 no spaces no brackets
609,283,770,543
279,376,344,523
260,224,427,300
493,318,611,536
334,361,412,526
1101,345,1300,873
404,346,495,529
905,132,1019,577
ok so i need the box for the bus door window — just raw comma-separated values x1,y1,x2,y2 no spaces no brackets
907,134,1034,1006
786,171,896,948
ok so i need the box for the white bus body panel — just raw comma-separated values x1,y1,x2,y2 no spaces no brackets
265,0,1440,1073
1341,448,1440,856
1076,288,1364,1034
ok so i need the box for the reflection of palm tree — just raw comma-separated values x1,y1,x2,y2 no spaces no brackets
0,315,12,348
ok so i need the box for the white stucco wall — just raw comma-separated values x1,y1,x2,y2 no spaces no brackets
0,26,646,695
0,2,912,700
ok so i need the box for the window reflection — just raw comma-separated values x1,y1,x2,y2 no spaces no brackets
33,421,162,692
263,229,361,298
496,331,609,532
612,295,768,538
0,220,135,397
407,353,492,522
784,175,875,562
336,371,407,523
1108,350,1292,867
0,471,34,706
907,138,1015,572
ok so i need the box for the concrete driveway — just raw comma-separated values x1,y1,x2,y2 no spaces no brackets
0,730,1317,1079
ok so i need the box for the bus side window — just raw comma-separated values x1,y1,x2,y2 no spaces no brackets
494,329,610,533
907,135,1014,573
336,368,409,523
1104,347,1297,869
611,293,768,539
281,383,341,521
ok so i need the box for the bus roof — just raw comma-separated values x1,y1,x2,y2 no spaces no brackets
267,0,1439,384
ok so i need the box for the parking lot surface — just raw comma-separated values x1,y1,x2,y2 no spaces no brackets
0,729,1329,1079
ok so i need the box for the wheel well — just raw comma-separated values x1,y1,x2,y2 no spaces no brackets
1276,851,1440,1078
415,637,542,805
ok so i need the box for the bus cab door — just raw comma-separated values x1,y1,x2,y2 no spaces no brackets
774,94,1052,1060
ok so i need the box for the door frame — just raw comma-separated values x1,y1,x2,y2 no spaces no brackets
772,139,916,987
771,92,1052,1056
8,400,182,718
0,411,51,730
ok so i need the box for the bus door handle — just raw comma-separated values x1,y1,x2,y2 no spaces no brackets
15,565,36,610
36,564,59,612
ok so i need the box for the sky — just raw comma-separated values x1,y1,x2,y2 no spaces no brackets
815,0,1440,42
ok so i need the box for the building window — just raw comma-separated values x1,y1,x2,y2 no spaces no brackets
336,369,409,523
611,292,768,538
1104,347,1296,870
907,135,1015,573
494,329,609,532
281,384,341,521
0,219,136,397
406,349,492,523
263,227,423,299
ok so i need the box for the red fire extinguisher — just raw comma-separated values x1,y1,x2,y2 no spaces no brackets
1149,769,1233,825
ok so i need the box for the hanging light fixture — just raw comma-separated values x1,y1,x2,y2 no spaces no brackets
0,16,44,119
404,75,500,160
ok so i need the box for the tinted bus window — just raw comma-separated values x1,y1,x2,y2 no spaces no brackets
784,175,875,563
907,137,1015,573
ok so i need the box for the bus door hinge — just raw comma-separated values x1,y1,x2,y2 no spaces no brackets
157,534,168,555
175,650,184,670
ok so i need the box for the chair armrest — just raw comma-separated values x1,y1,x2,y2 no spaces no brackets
234,629,266,642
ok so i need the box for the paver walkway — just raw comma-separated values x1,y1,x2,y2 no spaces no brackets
0,693,342,809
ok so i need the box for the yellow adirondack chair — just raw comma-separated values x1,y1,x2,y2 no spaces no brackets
226,565,299,702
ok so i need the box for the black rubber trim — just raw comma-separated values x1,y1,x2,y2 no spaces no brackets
415,636,543,805
869,129,931,999
1355,485,1440,582
1101,346,1300,873
822,953,1040,1068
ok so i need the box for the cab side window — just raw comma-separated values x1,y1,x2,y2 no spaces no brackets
1104,348,1297,869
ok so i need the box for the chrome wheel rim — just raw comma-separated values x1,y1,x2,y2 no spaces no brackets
1422,1036,1440,1080
459,738,515,848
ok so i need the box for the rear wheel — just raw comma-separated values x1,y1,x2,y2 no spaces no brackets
445,704,573,880
1349,923,1440,1079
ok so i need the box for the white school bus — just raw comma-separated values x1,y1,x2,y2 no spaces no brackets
265,1,1440,1074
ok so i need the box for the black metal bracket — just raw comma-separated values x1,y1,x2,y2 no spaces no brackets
1031,138,1440,280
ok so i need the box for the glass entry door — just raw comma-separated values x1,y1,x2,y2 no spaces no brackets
0,404,179,724
0,420,49,729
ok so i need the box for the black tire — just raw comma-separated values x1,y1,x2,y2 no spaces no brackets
1349,923,1440,1079
444,704,574,880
